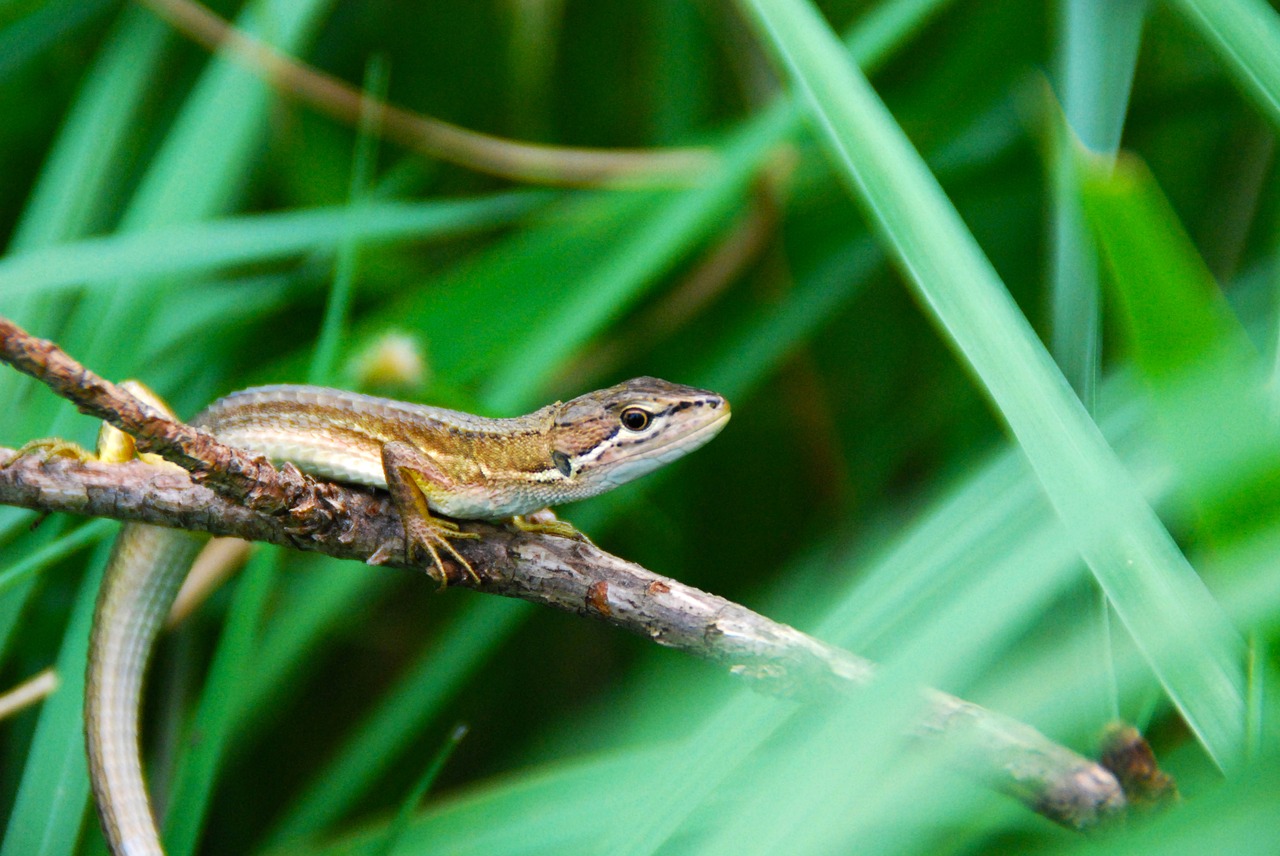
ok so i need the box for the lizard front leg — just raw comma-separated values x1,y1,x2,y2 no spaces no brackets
506,510,592,543
380,441,481,586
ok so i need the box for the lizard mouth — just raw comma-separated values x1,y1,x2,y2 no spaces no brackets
600,408,731,488
646,408,731,463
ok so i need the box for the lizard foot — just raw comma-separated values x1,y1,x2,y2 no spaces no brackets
2,438,95,468
404,515,481,588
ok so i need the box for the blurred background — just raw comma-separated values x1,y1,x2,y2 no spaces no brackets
2,0,1279,853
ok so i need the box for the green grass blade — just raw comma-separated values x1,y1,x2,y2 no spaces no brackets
0,530,43,669
342,189,671,394
608,693,792,856
1057,0,1146,154
63,0,338,382
266,597,530,846
0,544,107,856
1246,633,1265,759
0,519,113,600
0,520,91,670
480,104,791,412
737,0,1246,769
233,559,396,734
1081,153,1280,543
0,0,113,81
1080,155,1253,378
364,724,467,856
0,194,548,300
310,55,388,387
265,748,677,856
0,6,172,423
120,0,335,230
1050,0,1145,404
1051,0,1148,725
4,2,149,240
163,548,279,856
1169,0,1280,128
699,238,879,400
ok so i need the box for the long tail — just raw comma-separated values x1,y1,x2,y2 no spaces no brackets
85,524,205,856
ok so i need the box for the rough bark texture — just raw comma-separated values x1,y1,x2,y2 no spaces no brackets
0,315,1132,829
0,447,1126,828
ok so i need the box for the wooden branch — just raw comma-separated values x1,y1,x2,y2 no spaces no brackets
0,316,1133,829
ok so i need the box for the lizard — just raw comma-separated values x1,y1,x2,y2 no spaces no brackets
82,377,730,855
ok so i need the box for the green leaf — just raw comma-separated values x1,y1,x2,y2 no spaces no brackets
310,56,389,387
1080,154,1251,378
164,548,279,856
57,0,339,382
0,545,106,856
0,6,172,428
737,0,1245,769
1169,0,1280,129
0,519,112,601
266,598,530,845
0,195,548,300
1081,152,1280,544
1048,0,1146,404
0,0,112,80
479,104,791,412
364,724,468,856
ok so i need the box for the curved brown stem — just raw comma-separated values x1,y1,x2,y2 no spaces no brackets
135,0,714,186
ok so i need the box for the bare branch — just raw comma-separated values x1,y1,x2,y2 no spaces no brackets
0,316,1131,828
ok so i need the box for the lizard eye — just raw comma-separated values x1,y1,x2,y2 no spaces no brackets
620,407,652,432
551,450,573,477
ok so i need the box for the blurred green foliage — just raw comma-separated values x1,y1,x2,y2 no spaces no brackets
2,0,1280,853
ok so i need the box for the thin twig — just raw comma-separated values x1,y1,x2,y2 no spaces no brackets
0,669,58,721
0,316,1131,828
134,0,714,187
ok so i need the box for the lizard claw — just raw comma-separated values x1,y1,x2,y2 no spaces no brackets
403,515,481,587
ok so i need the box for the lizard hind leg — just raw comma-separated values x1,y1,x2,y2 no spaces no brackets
380,441,481,586
2,437,96,467
2,380,178,469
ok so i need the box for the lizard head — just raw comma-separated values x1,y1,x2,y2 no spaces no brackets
549,376,730,494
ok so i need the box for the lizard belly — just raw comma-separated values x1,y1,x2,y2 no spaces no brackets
212,426,389,489
427,483,546,520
